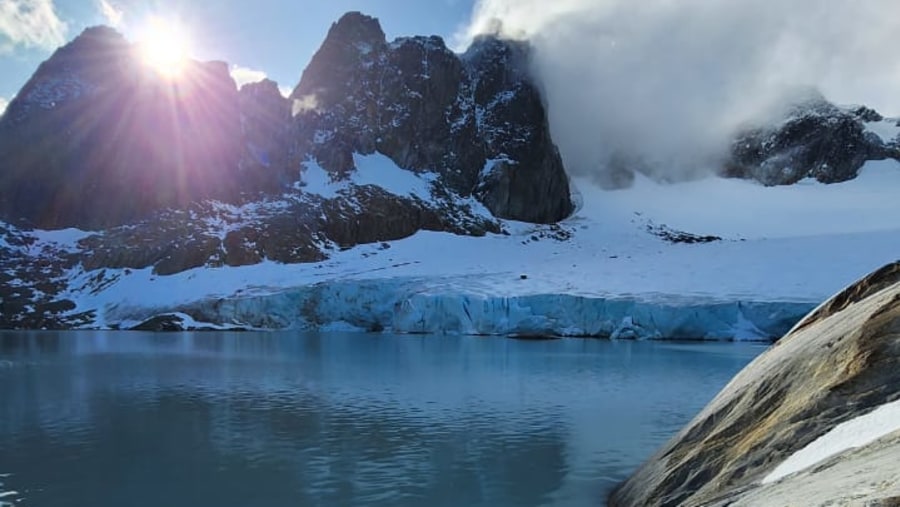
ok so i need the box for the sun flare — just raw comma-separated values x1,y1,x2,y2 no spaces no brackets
137,17,192,78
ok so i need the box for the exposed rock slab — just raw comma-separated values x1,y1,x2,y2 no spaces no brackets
610,261,900,506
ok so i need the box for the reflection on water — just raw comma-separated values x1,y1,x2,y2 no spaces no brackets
0,332,764,506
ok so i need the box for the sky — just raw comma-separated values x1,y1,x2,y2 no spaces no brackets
0,0,474,108
1,0,899,177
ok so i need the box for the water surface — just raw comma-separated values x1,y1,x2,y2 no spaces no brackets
0,332,764,506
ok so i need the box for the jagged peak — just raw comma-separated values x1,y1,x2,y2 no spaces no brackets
239,78,282,96
390,35,450,53
463,34,530,60
55,25,130,57
326,11,387,49
461,34,531,77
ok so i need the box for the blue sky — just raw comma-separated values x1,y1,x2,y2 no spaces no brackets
0,0,477,108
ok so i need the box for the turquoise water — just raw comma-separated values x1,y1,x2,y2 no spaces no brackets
0,332,763,506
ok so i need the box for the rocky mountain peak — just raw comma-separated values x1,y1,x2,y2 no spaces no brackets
290,11,387,107
0,25,247,229
328,11,387,48
724,91,893,186
291,20,573,223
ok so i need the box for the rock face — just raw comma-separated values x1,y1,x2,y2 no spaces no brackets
292,12,573,223
724,94,896,186
610,261,900,506
0,27,247,229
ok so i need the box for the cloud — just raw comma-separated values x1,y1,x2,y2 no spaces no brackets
292,94,320,116
0,97,8,115
0,0,67,52
230,65,292,98
461,0,900,180
230,65,268,87
97,0,123,28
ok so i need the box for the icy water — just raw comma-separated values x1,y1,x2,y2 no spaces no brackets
0,331,764,507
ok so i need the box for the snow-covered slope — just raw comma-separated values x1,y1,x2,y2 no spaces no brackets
46,158,900,339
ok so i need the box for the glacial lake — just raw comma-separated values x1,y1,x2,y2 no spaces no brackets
0,332,764,506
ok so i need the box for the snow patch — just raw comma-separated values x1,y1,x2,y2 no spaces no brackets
764,398,900,483
28,228,93,251
864,119,900,143
300,153,436,200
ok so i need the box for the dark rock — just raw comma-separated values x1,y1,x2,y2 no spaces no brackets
852,105,883,122
724,95,887,186
292,13,573,223
465,36,573,223
237,79,298,193
647,223,722,244
0,27,249,229
130,314,189,331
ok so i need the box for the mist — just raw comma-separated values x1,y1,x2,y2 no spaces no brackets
461,0,900,182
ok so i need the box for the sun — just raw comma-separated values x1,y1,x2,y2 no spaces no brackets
136,17,192,78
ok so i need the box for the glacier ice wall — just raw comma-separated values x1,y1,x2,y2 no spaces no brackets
162,280,814,340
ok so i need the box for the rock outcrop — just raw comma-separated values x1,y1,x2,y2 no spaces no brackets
610,261,900,506
724,93,896,186
292,12,573,223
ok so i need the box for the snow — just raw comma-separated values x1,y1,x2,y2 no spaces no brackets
27,228,93,251
865,119,900,144
300,153,436,200
479,157,515,179
763,399,900,484
58,158,900,338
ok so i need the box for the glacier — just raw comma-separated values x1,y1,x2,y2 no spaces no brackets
170,280,814,340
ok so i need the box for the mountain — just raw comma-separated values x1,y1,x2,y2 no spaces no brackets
1,12,899,332
0,26,246,229
290,12,572,223
0,12,575,328
724,92,900,185
0,13,572,232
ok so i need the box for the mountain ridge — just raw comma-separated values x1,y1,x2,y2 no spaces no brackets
0,12,899,330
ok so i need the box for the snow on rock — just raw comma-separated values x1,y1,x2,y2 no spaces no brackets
300,153,436,200
865,118,900,144
763,398,900,484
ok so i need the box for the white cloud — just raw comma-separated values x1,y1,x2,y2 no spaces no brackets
97,0,123,28
230,64,267,87
230,65,293,98
0,0,68,52
461,0,900,179
0,97,8,115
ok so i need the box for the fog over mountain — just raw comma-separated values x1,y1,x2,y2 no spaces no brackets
461,0,900,180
